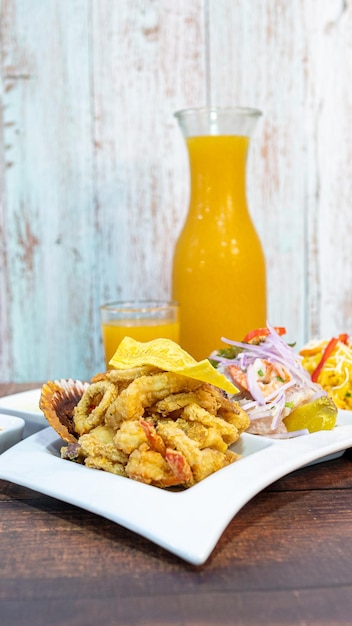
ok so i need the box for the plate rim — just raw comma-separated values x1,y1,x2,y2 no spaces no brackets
1,416,352,565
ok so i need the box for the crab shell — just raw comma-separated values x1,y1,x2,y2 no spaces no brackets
39,378,90,442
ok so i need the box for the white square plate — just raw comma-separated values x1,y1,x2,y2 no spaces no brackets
0,400,351,565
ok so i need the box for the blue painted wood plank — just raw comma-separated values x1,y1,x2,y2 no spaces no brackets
1,0,97,381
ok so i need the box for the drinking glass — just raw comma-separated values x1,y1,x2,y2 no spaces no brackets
100,299,180,368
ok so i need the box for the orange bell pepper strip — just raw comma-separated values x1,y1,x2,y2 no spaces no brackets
311,333,349,383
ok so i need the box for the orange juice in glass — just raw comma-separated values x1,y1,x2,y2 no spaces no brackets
100,300,180,368
172,107,266,360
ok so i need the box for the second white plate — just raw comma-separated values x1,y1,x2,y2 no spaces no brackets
0,388,46,437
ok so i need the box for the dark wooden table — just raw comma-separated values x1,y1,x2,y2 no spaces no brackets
1,383,352,626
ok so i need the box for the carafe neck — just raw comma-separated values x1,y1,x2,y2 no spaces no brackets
175,107,261,222
186,135,249,218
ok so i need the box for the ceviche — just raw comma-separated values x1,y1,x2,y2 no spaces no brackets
300,333,352,410
210,323,337,438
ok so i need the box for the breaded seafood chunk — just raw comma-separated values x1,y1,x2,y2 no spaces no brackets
40,349,250,489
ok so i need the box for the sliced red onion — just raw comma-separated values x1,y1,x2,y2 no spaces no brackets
209,322,329,438
246,363,266,405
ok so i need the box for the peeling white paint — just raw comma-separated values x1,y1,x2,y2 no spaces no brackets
1,0,352,382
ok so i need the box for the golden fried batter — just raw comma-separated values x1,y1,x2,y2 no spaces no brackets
105,372,202,428
125,444,193,488
156,420,238,483
182,403,239,445
177,418,227,453
79,425,128,464
125,445,176,487
42,370,249,489
153,384,225,417
74,381,118,435
91,365,161,385
84,455,126,476
214,390,249,433
153,391,201,415
113,420,148,455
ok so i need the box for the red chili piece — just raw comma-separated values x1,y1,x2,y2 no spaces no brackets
338,333,349,344
311,337,339,383
243,327,286,343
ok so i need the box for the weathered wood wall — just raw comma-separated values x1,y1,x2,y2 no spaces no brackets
1,0,352,382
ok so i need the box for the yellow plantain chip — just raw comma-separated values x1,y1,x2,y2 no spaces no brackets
109,337,238,395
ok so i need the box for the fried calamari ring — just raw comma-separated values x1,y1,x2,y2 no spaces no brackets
74,381,118,435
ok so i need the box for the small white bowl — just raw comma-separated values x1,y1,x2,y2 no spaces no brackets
0,414,25,454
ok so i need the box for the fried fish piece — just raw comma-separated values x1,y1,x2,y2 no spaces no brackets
78,424,128,476
215,394,250,433
153,384,221,417
182,403,240,445
84,455,126,476
120,419,194,488
79,424,128,462
172,416,228,453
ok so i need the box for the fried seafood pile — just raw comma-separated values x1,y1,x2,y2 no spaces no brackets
40,365,249,489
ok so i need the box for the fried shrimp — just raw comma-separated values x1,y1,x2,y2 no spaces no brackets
125,420,193,488
156,421,238,483
125,445,192,488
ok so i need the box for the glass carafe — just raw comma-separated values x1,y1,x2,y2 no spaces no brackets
172,107,266,360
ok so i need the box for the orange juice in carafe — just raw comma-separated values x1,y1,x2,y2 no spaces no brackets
172,107,266,360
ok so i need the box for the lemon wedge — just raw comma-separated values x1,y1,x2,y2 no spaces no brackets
109,336,238,395
283,396,338,433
